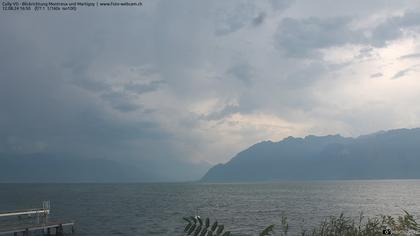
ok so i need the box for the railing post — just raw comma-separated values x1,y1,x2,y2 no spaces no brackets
56,224,64,236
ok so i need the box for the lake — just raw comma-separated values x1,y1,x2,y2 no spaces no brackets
0,180,419,235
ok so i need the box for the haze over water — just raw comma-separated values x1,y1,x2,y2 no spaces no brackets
1,180,419,236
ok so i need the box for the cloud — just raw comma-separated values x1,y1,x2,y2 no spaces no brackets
391,68,412,79
252,12,267,26
202,104,241,121
283,61,328,88
270,0,295,11
214,2,258,36
0,2,205,180
275,17,364,57
370,11,420,47
356,47,377,59
124,80,166,95
399,52,420,59
274,10,420,57
101,92,141,112
226,63,255,85
2,0,420,181
370,72,383,78
214,0,292,36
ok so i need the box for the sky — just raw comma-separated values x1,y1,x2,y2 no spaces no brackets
2,0,420,180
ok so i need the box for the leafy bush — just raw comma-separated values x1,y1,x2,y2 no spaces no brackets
183,216,231,236
259,211,419,236
183,211,419,236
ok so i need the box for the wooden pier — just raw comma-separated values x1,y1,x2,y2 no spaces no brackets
0,221,74,236
0,208,50,218
0,201,75,236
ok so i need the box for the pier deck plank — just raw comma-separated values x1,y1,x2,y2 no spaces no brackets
0,221,74,235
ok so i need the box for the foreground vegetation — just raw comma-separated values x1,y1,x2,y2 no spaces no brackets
183,216,232,236
183,211,419,236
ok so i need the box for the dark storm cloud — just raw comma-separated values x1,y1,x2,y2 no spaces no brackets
2,0,420,181
0,49,166,154
124,80,166,95
270,0,295,11
214,2,257,36
283,61,328,88
274,10,420,57
101,92,141,112
275,17,363,57
370,11,420,47
252,12,267,26
226,63,254,85
214,0,292,36
0,4,196,180
202,104,241,121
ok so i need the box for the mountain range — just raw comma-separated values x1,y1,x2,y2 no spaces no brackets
201,128,420,182
2,128,420,182
0,153,209,183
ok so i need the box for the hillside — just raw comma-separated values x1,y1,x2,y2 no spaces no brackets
201,128,420,182
0,153,210,183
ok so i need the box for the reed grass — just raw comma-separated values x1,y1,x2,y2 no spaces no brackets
261,210,419,236
184,211,419,236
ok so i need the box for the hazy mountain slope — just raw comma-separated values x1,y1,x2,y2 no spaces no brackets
201,128,420,182
0,153,210,182
0,154,150,182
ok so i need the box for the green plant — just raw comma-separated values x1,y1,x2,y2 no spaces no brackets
183,216,231,236
282,210,419,236
260,225,275,236
182,211,419,236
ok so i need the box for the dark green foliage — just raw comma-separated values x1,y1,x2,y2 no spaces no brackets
185,223,192,232
216,225,224,235
205,218,210,228
183,216,231,236
259,225,275,236
199,229,208,236
211,221,218,232
397,210,418,232
183,211,418,236
194,225,202,236
187,224,196,235
280,216,289,235
197,216,203,226
282,211,418,236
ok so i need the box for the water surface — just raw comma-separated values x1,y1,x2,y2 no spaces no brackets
0,180,419,235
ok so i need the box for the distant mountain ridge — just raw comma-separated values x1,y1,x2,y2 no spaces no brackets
0,153,210,183
201,128,420,182
0,154,152,183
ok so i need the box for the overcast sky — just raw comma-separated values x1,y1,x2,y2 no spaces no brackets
2,0,420,180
